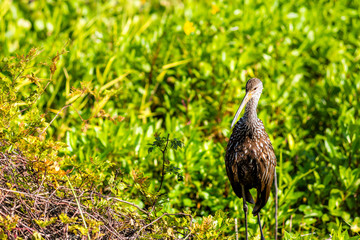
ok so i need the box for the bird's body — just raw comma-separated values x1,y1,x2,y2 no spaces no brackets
225,78,276,240
226,114,276,214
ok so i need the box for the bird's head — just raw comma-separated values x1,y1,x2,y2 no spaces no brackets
231,78,263,129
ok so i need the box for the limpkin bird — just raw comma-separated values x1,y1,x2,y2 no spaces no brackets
225,78,276,240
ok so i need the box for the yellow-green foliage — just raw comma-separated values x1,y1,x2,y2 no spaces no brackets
191,210,234,240
0,48,66,179
0,215,20,236
34,218,57,228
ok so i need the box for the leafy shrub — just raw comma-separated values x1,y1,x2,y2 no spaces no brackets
0,49,196,239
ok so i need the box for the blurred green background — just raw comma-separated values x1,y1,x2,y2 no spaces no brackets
1,0,360,238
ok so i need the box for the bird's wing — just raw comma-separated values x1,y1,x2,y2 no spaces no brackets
252,135,277,215
258,135,277,191
225,146,255,204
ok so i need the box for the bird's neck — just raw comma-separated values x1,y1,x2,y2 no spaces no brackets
244,97,258,124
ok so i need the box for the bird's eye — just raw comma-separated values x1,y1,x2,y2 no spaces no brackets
254,87,257,90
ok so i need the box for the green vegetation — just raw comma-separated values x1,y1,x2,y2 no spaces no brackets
1,0,360,239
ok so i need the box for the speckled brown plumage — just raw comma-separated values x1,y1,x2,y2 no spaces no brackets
226,116,276,215
225,78,276,239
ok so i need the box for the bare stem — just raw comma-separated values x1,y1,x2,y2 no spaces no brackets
20,80,51,113
105,197,149,216
157,133,170,193
39,104,72,136
65,175,91,240
235,218,238,240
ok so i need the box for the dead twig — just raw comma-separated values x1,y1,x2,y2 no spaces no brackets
0,151,192,239
105,196,149,216
39,104,72,136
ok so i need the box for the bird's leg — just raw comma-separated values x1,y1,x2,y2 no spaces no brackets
257,213,265,240
241,185,248,240
274,170,278,240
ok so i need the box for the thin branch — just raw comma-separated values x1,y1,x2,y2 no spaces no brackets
20,80,51,113
65,175,90,240
7,79,51,128
105,196,149,215
157,133,170,193
71,104,86,122
39,104,71,136
11,48,44,86
0,188,76,206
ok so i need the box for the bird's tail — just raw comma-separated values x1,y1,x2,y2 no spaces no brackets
245,189,255,204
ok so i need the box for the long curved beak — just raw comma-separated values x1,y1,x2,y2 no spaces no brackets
231,91,252,129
